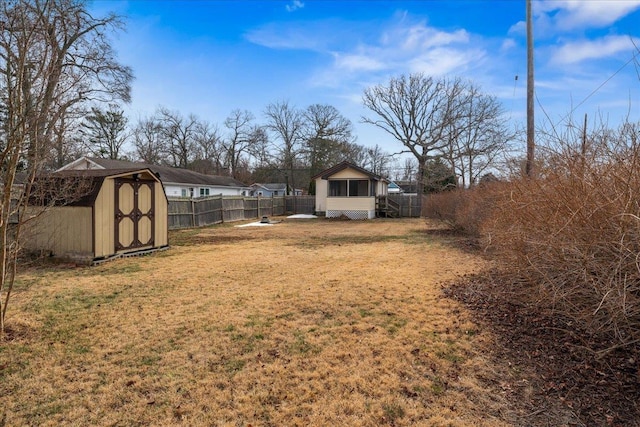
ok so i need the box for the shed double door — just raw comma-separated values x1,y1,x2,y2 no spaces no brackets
114,178,155,252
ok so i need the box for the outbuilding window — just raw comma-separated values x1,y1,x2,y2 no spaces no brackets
329,179,370,197
329,180,347,196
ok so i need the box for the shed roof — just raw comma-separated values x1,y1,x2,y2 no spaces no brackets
31,168,158,207
311,161,384,181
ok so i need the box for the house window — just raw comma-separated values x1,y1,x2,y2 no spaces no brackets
181,189,187,197
329,180,347,197
200,188,210,197
348,180,369,197
273,191,278,196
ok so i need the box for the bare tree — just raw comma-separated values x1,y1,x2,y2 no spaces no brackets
0,0,132,336
157,107,197,168
264,100,305,193
223,109,256,179
441,85,512,187
362,73,467,203
363,144,392,177
302,103,354,177
191,120,224,175
132,115,165,165
47,108,84,169
400,157,418,182
246,125,271,169
80,103,128,159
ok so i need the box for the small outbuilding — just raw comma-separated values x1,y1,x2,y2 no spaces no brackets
312,161,388,219
24,168,168,263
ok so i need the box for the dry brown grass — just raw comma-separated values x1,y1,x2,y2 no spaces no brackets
1,218,513,426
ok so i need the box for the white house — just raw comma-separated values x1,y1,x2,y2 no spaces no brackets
312,161,388,220
249,183,303,197
58,157,251,198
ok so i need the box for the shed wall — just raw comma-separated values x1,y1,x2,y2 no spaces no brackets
94,177,115,258
23,207,93,259
154,181,168,247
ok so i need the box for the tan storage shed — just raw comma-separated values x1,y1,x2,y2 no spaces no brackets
24,168,168,263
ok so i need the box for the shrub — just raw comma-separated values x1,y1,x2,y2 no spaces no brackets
483,140,640,351
423,183,504,237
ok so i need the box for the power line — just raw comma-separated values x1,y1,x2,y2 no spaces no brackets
555,48,640,127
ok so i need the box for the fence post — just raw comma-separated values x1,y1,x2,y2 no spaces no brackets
257,195,260,219
191,198,196,227
220,193,224,223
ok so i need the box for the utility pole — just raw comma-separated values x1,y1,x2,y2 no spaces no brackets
526,0,535,177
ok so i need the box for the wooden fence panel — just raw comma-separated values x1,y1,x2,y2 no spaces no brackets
167,198,195,229
194,197,223,226
258,197,274,217
244,197,258,219
285,196,314,215
222,197,245,222
169,194,421,230
387,194,420,217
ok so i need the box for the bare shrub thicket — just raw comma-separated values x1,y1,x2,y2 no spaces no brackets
483,123,640,352
423,184,504,237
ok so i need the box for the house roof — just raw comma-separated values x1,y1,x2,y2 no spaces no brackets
311,161,385,181
60,157,248,188
251,183,287,191
388,182,402,190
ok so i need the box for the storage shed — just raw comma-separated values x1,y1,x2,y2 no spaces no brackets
24,168,168,263
313,161,388,219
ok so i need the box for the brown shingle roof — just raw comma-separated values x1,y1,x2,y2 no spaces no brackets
88,158,247,187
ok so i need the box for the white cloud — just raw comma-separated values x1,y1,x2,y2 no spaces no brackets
550,35,637,65
245,22,329,51
539,0,640,30
510,1,640,37
394,24,469,51
285,0,304,12
328,17,475,76
333,52,386,72
500,38,517,52
408,47,485,76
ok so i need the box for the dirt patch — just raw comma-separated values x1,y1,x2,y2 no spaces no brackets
445,273,640,427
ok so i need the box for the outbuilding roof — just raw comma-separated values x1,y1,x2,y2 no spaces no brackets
311,161,385,181
31,168,159,207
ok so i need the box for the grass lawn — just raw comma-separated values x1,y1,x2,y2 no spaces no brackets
1,218,513,426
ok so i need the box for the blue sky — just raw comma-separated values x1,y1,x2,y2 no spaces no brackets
93,0,640,156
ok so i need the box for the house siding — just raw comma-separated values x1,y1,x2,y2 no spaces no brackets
326,197,376,219
315,178,328,213
329,169,370,180
165,184,246,197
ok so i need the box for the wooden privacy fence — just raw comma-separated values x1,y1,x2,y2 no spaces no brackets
167,195,315,229
383,194,422,218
